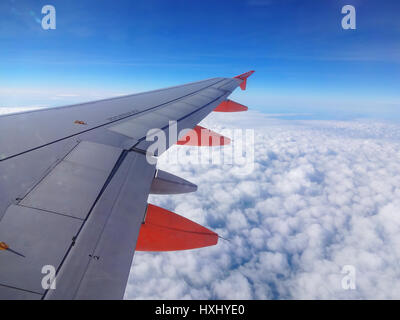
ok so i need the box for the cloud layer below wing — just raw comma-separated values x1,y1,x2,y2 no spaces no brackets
123,111,400,299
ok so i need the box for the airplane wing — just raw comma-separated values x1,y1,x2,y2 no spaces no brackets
0,71,254,300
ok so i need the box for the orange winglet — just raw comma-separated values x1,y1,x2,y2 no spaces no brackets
234,70,255,90
214,100,248,112
176,125,231,146
136,204,218,251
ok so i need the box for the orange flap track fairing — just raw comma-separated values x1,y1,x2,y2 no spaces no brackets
136,204,218,251
176,125,231,146
214,99,248,112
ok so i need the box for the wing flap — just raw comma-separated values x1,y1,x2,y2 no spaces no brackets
20,141,122,219
0,141,125,298
44,151,155,300
0,205,81,295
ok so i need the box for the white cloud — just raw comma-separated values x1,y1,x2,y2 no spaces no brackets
0,106,45,115
122,110,400,299
0,87,132,109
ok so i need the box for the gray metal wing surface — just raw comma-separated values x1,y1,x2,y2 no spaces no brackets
0,75,244,299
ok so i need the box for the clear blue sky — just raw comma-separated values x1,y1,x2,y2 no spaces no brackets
1,0,399,119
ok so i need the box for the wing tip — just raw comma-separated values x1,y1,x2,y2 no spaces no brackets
234,70,255,80
234,70,255,90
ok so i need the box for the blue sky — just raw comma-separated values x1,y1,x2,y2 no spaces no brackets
1,0,399,119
